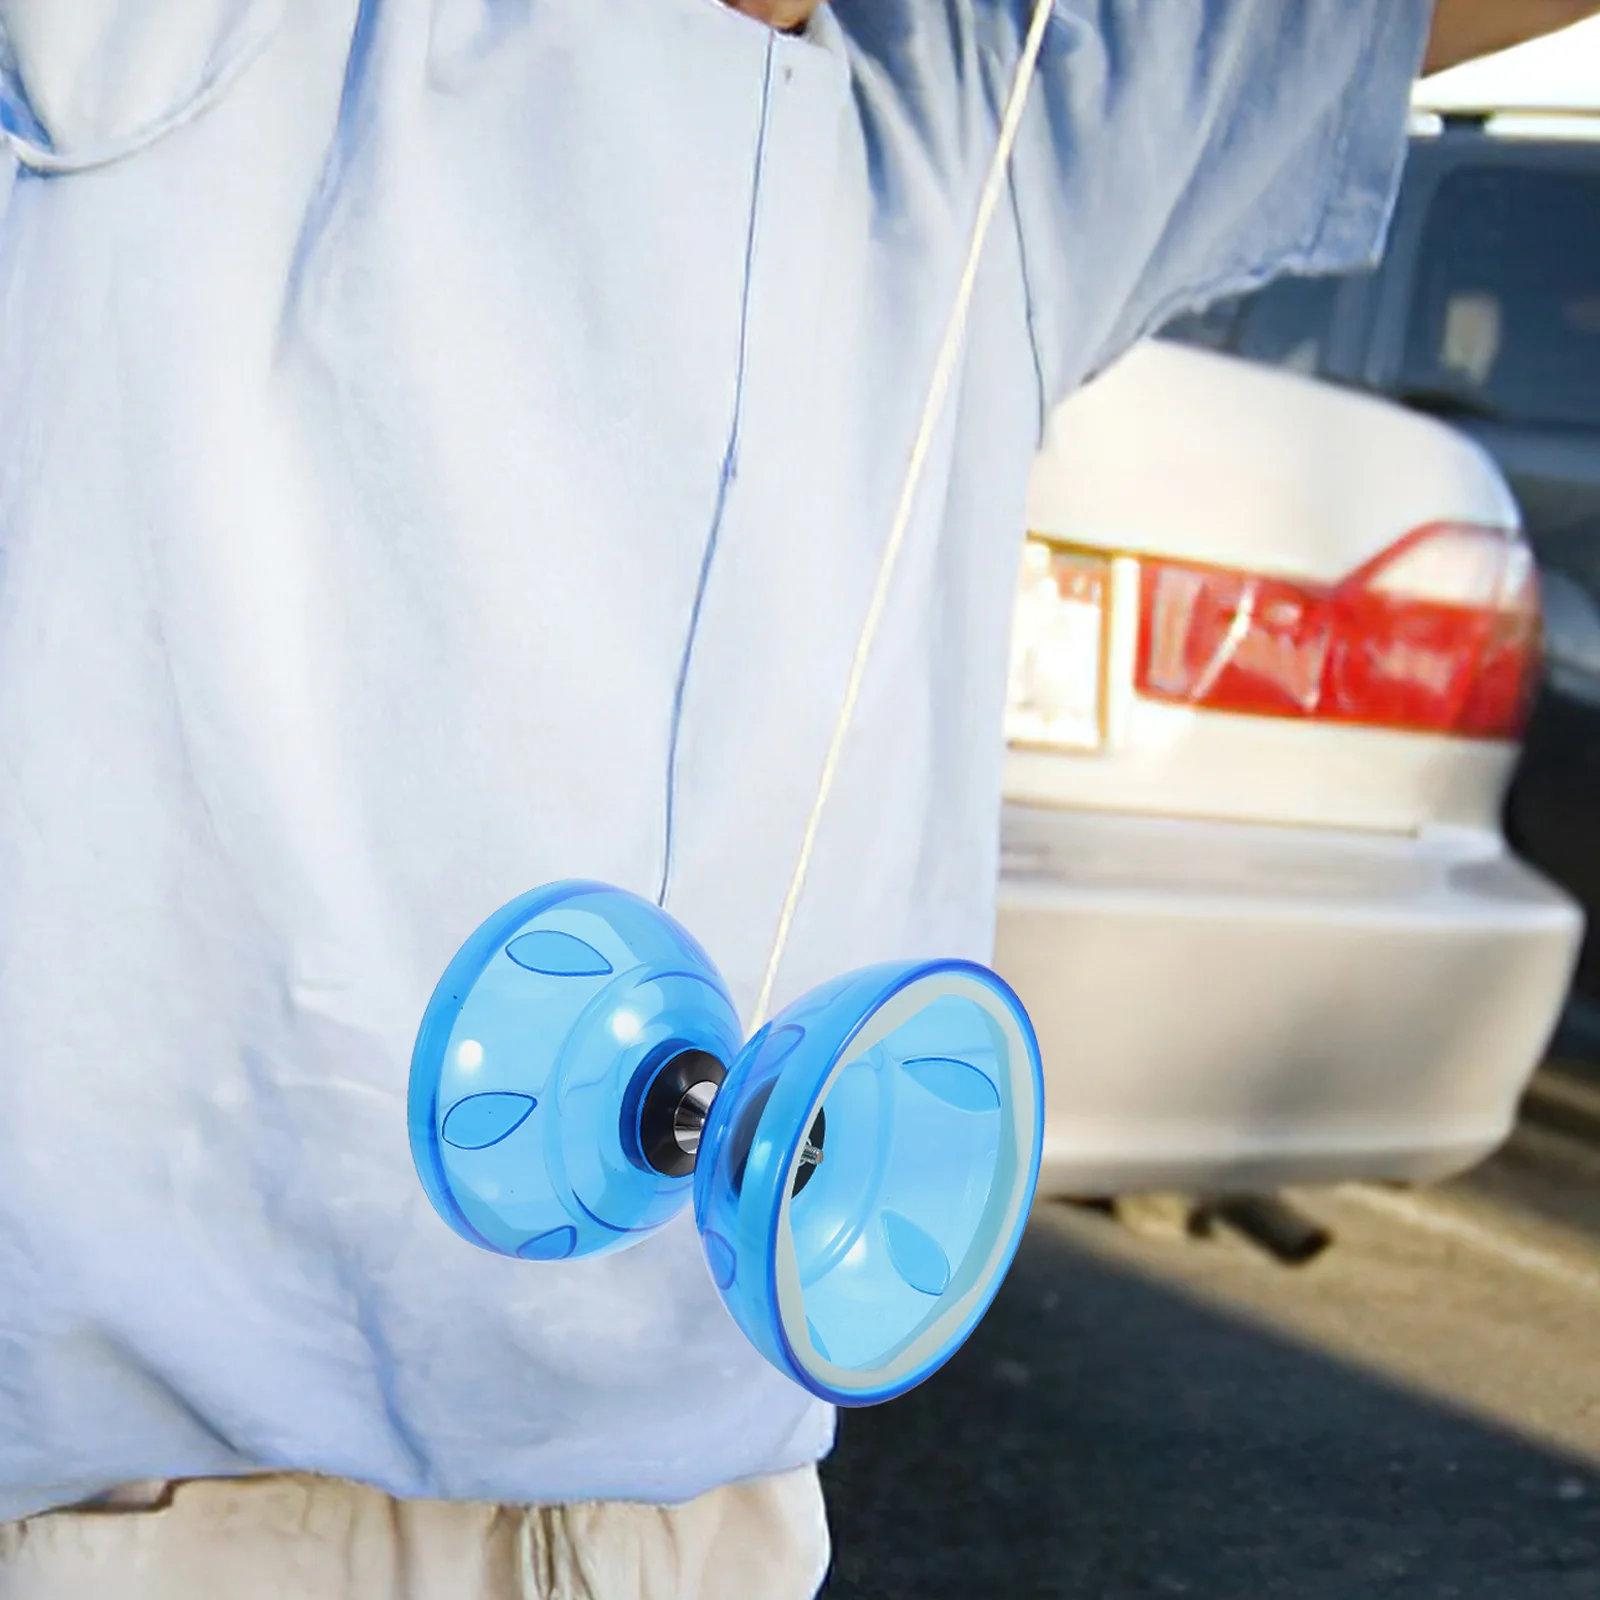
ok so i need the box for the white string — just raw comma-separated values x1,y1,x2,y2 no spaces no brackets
749,0,1055,1031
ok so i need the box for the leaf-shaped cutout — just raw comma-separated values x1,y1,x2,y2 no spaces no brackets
900,1055,1000,1113
505,930,613,977
806,1318,832,1363
752,1023,805,1073
516,1226,577,1261
881,1209,951,1297
441,1091,537,1149
702,1229,737,1290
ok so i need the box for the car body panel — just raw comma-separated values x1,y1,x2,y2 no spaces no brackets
1010,341,1525,837
996,804,1578,1195
1157,119,1600,1014
995,323,1581,1195
1006,713,1517,835
1027,341,1521,585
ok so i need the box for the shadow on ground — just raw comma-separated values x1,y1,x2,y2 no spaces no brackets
821,1208,1600,1599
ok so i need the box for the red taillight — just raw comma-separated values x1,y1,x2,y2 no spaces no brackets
1135,523,1540,740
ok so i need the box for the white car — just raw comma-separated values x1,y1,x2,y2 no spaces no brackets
993,338,1583,1196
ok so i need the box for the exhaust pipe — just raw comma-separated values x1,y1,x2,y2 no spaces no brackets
1194,1193,1333,1266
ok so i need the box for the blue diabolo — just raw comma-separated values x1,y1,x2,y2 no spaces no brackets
409,882,1044,1404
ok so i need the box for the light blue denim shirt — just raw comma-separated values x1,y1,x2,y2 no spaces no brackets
0,0,1430,1515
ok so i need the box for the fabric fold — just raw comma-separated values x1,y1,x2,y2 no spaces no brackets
0,0,283,171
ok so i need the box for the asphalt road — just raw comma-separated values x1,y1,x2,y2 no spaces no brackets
820,1126,1600,1599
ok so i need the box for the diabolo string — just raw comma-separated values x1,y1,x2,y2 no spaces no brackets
749,0,1057,1031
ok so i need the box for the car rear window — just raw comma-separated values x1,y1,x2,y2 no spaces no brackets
1161,273,1351,376
1399,164,1600,431
1229,276,1345,374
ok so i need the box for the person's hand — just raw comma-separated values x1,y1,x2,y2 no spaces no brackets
721,0,822,31
1426,0,1600,73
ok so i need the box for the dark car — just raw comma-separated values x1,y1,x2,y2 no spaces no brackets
1162,108,1600,1049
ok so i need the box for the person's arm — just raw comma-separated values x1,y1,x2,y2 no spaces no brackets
836,0,1597,421
987,0,1438,415
1425,0,1600,74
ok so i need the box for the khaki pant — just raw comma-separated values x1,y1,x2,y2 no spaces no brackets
0,1468,829,1600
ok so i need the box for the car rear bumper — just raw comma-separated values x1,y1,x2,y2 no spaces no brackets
994,803,1584,1195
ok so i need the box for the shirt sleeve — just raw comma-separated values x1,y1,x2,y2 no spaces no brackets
1000,0,1435,418
0,0,280,172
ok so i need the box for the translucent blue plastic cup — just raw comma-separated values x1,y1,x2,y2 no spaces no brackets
692,960,1042,1403
408,881,742,1260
